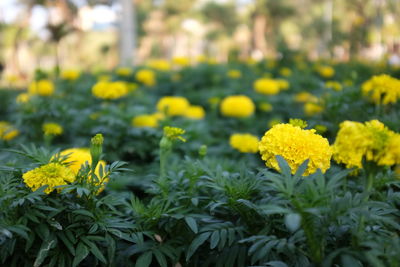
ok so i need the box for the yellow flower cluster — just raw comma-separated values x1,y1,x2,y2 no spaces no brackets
253,78,285,95
294,92,318,103
361,74,400,105
116,67,132,76
60,70,80,81
16,93,31,104
132,114,160,128
42,122,63,136
135,69,156,86
325,81,342,91
157,96,190,116
317,65,335,78
333,120,400,169
60,148,108,192
259,123,332,175
28,79,55,96
279,67,292,77
220,95,255,118
22,163,75,194
0,121,19,141
227,69,242,79
147,59,171,71
184,105,206,120
172,56,190,67
229,133,259,153
92,81,129,100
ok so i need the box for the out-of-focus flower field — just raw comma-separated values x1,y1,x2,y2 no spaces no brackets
1,56,400,266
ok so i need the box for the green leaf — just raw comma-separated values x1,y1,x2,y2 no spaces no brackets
185,217,198,233
135,251,152,267
81,236,107,264
72,210,95,219
72,242,89,267
294,159,309,178
186,232,211,261
34,238,57,267
276,155,292,177
210,231,220,249
153,250,168,267
57,233,75,256
284,213,301,232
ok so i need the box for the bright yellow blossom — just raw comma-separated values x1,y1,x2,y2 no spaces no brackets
0,121,19,141
116,67,132,76
16,93,30,104
361,74,400,105
227,70,242,79
220,95,255,118
253,78,281,95
42,123,63,136
28,79,55,96
92,81,129,100
157,96,190,116
132,114,159,128
184,105,206,120
230,133,259,153
135,69,156,86
61,70,80,80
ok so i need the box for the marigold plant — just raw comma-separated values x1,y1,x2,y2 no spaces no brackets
220,95,255,118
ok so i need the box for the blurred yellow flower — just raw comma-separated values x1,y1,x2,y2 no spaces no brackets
92,81,129,100
42,122,63,136
325,81,342,91
254,78,281,95
147,59,171,71
157,96,190,116
259,123,332,175
304,102,324,116
132,114,159,128
28,79,55,96
230,133,259,153
258,102,273,112
294,92,318,103
276,79,289,90
279,67,292,77
172,56,190,67
135,69,156,86
16,93,30,104
317,66,335,78
227,69,242,79
184,105,206,120
361,74,400,105
116,67,132,76
61,70,80,80
163,126,186,142
0,121,19,141
22,163,75,194
220,95,255,118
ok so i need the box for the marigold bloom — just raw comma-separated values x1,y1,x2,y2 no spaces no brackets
147,59,171,71
163,126,186,142
135,69,156,86
230,133,259,153
132,114,159,128
259,102,273,112
28,79,55,96
361,74,400,105
22,163,75,194
220,95,255,118
115,67,132,76
276,79,289,90
294,92,318,103
317,66,335,78
279,67,292,77
325,81,342,91
253,78,281,95
0,121,19,141
304,102,323,116
61,70,80,80
60,148,108,192
172,56,190,66
42,122,63,136
92,81,129,100
259,123,332,175
184,105,205,120
157,96,190,116
16,93,30,104
227,70,242,79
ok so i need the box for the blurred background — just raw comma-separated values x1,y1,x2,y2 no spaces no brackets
1,0,400,82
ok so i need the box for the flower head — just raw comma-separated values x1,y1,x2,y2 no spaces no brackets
259,123,332,175
147,59,171,71
16,93,31,104
132,114,159,128
230,133,259,153
253,78,281,95
183,105,205,120
304,102,323,116
317,66,335,78
22,163,75,194
220,95,255,118
92,81,128,100
289,118,308,129
135,69,156,86
61,70,80,80
325,81,342,91
42,122,63,136
163,126,186,142
157,96,190,116
0,121,19,141
279,67,292,77
116,67,132,76
227,70,242,79
361,74,400,105
28,79,55,96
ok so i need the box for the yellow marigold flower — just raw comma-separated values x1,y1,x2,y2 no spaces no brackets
259,102,273,112
279,67,292,77
135,69,156,86
60,70,80,80
268,118,282,128
220,95,255,118
230,133,259,153
147,59,171,71
259,123,332,175
325,81,342,91
361,74,400,105
294,92,318,103
163,126,186,142
22,163,75,194
157,96,190,116
16,93,30,104
184,105,205,120
60,148,108,192
376,134,400,166
0,121,19,141
304,102,324,116
115,67,132,76
92,81,129,100
276,79,289,90
254,78,281,95
28,79,55,96
42,122,63,136
172,56,190,67
227,69,242,79
317,66,335,78
132,114,159,128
